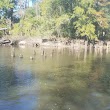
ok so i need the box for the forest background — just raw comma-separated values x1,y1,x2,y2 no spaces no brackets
0,0,110,41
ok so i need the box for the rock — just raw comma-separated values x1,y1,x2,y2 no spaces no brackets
18,41,26,45
42,39,48,43
33,43,40,47
10,40,19,45
4,39,11,44
0,39,11,44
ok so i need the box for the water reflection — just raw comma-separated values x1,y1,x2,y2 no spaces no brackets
0,48,38,110
0,46,110,110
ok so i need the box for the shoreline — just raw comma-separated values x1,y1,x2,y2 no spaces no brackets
0,36,110,50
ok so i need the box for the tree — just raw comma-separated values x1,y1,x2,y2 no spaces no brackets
10,0,110,40
72,0,109,40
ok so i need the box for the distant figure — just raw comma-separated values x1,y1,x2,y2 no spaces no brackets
19,54,23,58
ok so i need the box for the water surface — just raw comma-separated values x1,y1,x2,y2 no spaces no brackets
0,46,110,110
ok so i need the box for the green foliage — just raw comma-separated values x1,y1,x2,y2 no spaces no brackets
55,14,70,37
0,0,14,9
72,0,97,39
0,0,15,36
9,0,110,40
25,7,36,18
72,0,109,40
11,7,55,37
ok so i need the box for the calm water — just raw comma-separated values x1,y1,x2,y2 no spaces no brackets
0,46,110,110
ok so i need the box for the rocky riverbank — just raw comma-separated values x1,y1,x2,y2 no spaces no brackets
0,37,77,47
0,37,110,51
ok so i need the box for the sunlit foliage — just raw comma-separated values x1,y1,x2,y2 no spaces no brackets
0,0,110,40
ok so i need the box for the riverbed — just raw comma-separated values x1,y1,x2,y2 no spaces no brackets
0,46,110,110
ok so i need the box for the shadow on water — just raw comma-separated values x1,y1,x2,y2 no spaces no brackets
1,47,110,110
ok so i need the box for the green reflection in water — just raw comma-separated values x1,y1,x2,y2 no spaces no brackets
0,46,110,110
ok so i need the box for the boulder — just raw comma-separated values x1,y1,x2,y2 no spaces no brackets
0,39,11,44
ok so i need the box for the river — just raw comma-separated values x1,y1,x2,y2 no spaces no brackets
0,46,110,110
